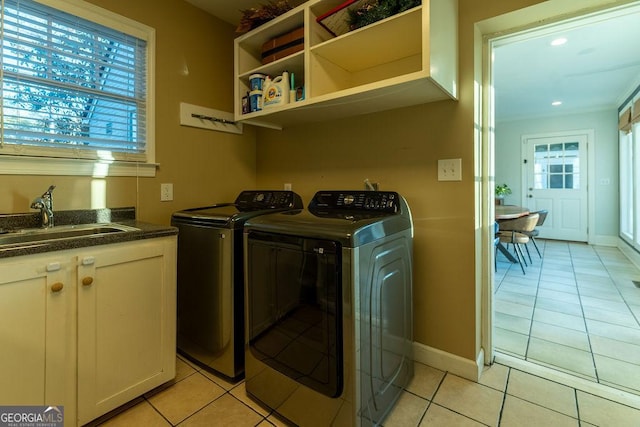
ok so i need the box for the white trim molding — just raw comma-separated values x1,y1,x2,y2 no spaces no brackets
0,156,157,177
619,237,640,270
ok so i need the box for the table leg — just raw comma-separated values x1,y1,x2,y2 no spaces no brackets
496,241,517,263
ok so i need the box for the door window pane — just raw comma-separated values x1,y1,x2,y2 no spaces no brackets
533,141,580,189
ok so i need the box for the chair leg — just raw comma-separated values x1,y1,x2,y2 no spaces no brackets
512,243,526,274
523,242,533,264
517,244,528,266
531,237,541,258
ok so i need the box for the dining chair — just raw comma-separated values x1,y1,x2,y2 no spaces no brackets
497,213,540,274
520,209,548,258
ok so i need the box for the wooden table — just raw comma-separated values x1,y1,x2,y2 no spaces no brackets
496,205,530,220
495,205,530,263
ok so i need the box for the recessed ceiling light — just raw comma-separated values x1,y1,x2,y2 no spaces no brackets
551,37,567,46
552,101,562,106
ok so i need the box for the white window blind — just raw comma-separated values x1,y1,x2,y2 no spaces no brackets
0,0,148,162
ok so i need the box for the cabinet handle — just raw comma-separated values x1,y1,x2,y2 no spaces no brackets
51,282,64,292
82,276,94,286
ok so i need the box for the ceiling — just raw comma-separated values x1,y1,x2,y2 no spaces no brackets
493,3,640,121
185,0,640,121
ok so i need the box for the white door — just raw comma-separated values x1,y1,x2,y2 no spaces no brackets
523,132,588,242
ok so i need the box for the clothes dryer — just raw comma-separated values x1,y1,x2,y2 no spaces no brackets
244,190,413,425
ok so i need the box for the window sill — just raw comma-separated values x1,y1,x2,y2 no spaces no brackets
0,156,157,177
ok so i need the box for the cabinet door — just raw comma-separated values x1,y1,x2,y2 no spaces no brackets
0,255,74,408
77,237,176,425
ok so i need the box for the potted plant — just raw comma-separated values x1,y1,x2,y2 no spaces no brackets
495,183,511,205
236,0,293,34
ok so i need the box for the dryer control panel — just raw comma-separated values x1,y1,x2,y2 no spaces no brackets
309,191,400,213
235,190,303,211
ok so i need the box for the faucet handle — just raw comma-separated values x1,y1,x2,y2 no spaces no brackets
42,185,56,197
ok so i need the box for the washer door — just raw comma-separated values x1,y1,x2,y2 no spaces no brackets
246,231,343,398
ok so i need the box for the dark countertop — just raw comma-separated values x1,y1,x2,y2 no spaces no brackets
0,207,177,259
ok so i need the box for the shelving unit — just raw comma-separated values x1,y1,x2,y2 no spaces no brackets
234,0,457,129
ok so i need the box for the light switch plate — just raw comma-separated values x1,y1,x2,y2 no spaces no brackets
160,183,173,201
438,158,462,181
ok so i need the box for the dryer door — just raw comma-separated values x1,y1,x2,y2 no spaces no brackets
246,231,343,398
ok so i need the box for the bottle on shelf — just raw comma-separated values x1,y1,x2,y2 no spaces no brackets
263,71,290,108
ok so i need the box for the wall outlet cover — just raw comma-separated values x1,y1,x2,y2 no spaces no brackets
438,158,462,181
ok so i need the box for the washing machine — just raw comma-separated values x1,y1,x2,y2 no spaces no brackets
243,190,413,426
171,190,302,380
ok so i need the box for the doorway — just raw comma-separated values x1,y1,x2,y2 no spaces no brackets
482,0,640,396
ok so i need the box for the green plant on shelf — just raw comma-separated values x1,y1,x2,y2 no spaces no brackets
347,0,421,32
495,184,512,197
236,0,293,34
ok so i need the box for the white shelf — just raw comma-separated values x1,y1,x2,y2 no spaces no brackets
310,7,422,73
234,0,457,128
238,51,305,80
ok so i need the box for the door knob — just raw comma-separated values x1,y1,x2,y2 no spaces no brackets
82,276,94,286
51,282,64,292
528,195,533,198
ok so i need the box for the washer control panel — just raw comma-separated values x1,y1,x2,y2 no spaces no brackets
310,191,400,213
235,191,303,210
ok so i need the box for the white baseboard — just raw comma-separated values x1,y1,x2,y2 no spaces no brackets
413,341,483,382
593,234,618,246
618,238,640,270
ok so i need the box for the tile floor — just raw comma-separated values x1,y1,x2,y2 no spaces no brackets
89,238,640,427
92,353,640,426
494,238,640,395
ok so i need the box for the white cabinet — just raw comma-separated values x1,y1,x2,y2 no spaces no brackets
0,253,75,418
77,237,176,425
0,235,176,426
234,0,457,128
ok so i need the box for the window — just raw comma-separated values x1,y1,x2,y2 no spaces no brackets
620,129,633,241
619,96,640,252
0,0,155,176
533,142,580,190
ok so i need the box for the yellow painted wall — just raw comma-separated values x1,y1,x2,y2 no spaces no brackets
0,0,257,225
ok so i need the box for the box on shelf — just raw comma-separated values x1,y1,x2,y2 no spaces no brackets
316,0,365,36
261,26,304,64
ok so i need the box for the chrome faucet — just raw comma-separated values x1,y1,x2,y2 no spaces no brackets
31,185,56,228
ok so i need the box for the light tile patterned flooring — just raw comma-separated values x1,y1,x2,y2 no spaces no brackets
495,239,640,395
89,238,640,427
92,353,640,426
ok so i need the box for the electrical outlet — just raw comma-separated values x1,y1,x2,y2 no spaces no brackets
284,183,292,191
438,158,462,181
160,183,173,201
